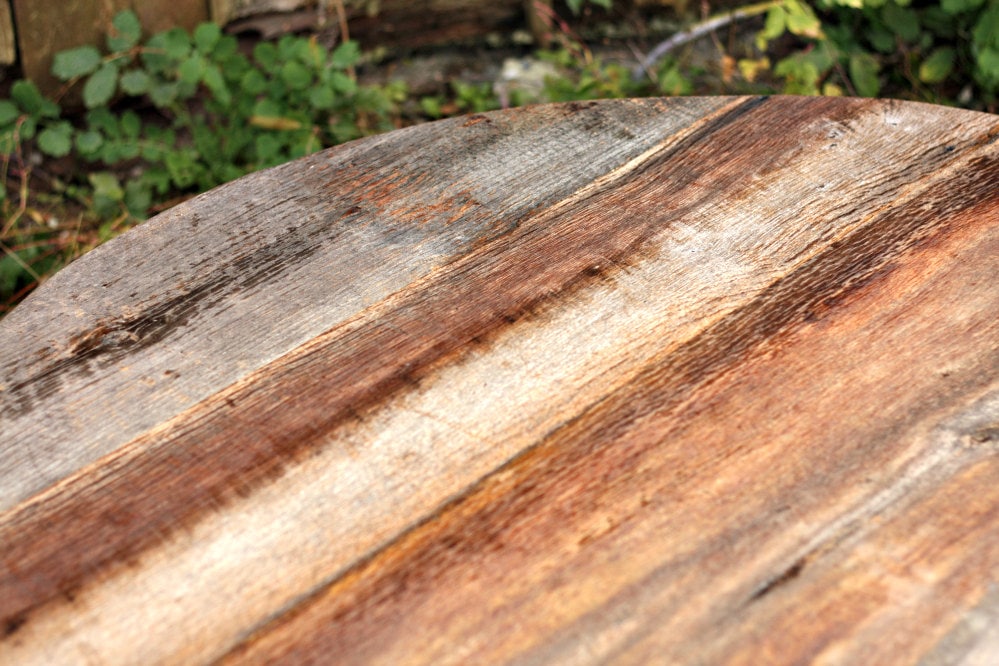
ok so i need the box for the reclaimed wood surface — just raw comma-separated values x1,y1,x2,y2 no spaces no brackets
1,96,998,664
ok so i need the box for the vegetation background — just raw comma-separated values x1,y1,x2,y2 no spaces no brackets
1,0,996,317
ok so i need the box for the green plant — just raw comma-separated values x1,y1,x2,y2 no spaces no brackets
66,13,400,206
565,0,612,13
4,1,996,318
0,10,407,314
1,11,405,217
540,48,660,99
755,0,999,105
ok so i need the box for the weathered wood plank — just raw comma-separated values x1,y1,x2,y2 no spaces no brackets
211,0,318,24
0,1,14,65
1,97,997,664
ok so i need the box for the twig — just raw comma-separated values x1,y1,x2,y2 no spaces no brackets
329,0,355,81
1,130,30,238
533,0,592,64
0,241,41,282
631,0,780,80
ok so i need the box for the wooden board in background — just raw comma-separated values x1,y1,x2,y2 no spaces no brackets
0,1,14,65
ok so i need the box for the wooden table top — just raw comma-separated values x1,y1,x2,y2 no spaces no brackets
1,96,998,664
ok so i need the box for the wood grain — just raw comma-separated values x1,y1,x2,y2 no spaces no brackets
1,96,997,664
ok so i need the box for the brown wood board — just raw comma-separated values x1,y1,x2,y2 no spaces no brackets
1,96,998,664
0,1,14,65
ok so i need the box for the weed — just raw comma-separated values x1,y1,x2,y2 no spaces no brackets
1,1,996,315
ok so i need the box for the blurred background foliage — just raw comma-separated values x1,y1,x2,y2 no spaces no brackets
1,0,996,316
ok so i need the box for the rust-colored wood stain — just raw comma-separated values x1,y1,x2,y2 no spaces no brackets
1,97,997,664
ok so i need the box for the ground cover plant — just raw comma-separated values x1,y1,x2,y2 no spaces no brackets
1,0,996,316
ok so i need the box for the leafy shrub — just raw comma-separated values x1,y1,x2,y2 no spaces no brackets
0,10,408,314
757,0,999,105
1,1,996,316
1,10,404,219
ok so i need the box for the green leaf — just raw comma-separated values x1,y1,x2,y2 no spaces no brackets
280,60,312,90
178,53,206,85
221,52,250,82
108,10,142,52
304,40,328,68
881,3,920,42
849,52,881,97
330,41,360,69
420,96,443,118
91,172,126,218
253,42,279,71
758,6,787,49
119,142,140,161
279,34,310,62
217,162,245,183
254,133,283,164
566,0,583,14
202,64,231,105
11,80,46,114
309,86,336,109
214,34,239,61
121,110,141,138
37,121,73,157
142,33,172,72
86,108,118,135
51,45,103,80
19,116,37,140
252,98,284,118
0,246,39,295
124,180,152,218
919,47,955,83
0,129,18,156
194,22,222,54
0,100,19,126
141,142,164,161
162,28,193,60
941,0,984,14
143,167,172,195
75,130,104,157
775,56,821,95
240,69,267,94
785,0,823,39
866,25,897,53
119,69,151,95
99,142,122,163
658,62,692,96
149,82,179,107
973,5,999,49
192,124,221,162
84,62,120,108
165,150,200,188
89,172,124,200
977,47,999,87
329,71,357,94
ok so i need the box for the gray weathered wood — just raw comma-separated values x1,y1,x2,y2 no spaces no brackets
1,97,997,665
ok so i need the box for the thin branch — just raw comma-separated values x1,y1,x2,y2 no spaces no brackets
631,0,780,80
330,0,355,81
0,241,41,282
